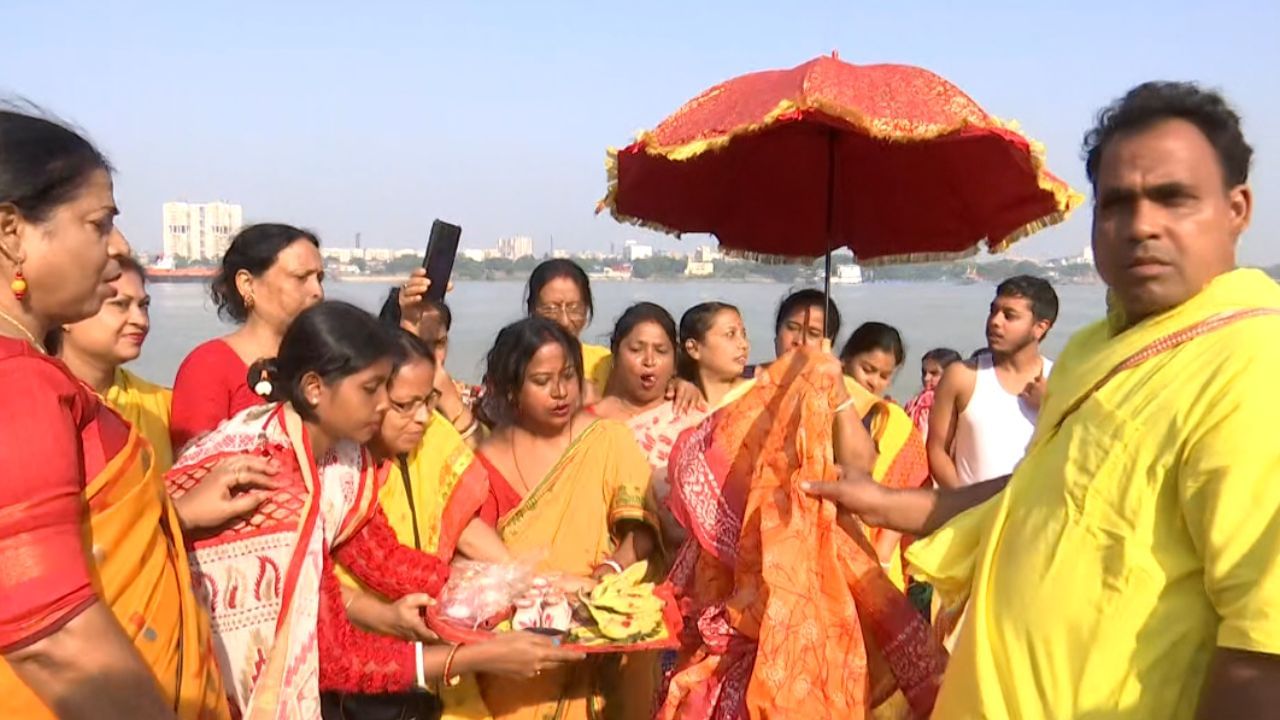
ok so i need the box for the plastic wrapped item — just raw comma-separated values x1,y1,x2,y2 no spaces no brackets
436,560,537,630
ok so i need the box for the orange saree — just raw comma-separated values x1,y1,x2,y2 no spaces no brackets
660,352,946,719
0,408,228,719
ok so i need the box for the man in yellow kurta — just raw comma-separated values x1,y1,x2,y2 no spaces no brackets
804,81,1280,718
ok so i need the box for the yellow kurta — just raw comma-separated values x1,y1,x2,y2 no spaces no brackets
104,367,174,473
909,269,1280,718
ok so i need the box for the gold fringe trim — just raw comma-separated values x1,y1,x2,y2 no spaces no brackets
596,147,694,239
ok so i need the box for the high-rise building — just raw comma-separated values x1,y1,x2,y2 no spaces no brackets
623,240,653,261
163,201,244,261
497,235,534,260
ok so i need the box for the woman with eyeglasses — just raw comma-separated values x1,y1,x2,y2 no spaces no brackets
524,259,612,402
387,272,481,447
329,328,542,720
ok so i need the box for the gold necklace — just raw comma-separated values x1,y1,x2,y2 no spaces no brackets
0,306,44,353
510,419,574,495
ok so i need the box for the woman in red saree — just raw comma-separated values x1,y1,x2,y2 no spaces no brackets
0,109,237,719
901,348,962,441
168,302,578,720
169,223,325,451
660,348,947,719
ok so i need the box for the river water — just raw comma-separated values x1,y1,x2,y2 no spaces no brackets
135,279,1107,400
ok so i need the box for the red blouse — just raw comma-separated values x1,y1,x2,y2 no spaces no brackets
474,453,525,528
318,505,451,694
0,338,129,651
170,338,265,452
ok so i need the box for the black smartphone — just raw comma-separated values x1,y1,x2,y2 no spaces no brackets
422,220,461,302
526,627,566,638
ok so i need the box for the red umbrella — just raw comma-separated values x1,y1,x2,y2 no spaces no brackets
599,54,1083,268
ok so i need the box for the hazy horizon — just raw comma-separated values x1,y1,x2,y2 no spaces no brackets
6,1,1277,263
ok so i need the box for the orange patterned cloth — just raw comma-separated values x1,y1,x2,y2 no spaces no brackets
600,54,1082,264
660,352,946,719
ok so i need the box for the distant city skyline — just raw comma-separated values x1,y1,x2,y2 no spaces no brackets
9,2,1276,264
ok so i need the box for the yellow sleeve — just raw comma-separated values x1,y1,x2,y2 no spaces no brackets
602,421,659,532
905,494,1001,611
1180,349,1280,654
582,345,613,398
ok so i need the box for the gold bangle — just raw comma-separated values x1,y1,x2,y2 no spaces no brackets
441,643,462,688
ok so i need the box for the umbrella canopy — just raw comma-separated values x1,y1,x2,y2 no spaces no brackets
599,54,1083,264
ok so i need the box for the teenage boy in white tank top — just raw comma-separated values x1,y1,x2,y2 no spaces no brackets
927,276,1059,488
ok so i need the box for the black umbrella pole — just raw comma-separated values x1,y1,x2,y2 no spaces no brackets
823,127,836,347
823,249,832,345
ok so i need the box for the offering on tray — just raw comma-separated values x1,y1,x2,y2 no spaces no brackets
436,560,536,630
569,561,666,644
429,560,680,653
509,581,573,633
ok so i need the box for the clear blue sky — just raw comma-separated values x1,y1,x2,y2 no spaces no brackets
5,0,1277,262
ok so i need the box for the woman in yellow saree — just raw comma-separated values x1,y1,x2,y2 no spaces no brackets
51,255,175,471
441,317,662,720
839,321,928,590
0,114,233,720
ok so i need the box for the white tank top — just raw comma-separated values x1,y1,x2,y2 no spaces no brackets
952,353,1052,485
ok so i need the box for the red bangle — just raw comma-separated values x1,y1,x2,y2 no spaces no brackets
442,643,462,687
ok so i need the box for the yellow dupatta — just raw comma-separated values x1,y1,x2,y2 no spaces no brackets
842,377,930,589
477,419,659,720
105,367,175,473
0,419,229,720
